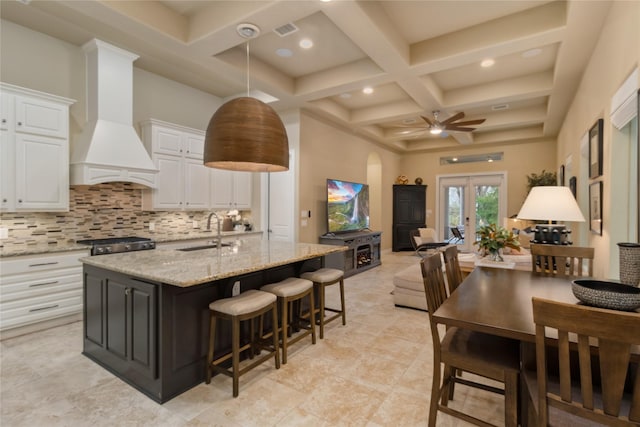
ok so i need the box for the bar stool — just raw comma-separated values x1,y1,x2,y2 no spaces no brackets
261,277,316,364
206,289,280,397
300,268,345,339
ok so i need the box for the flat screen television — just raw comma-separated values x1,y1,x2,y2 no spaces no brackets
326,178,370,234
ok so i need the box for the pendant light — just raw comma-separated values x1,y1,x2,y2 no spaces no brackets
204,23,289,172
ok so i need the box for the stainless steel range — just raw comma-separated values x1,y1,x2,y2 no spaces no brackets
77,236,156,255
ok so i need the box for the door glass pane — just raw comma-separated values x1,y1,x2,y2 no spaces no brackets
474,185,500,237
444,185,465,242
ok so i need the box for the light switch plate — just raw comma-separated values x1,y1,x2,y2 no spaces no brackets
0,227,8,239
148,222,155,231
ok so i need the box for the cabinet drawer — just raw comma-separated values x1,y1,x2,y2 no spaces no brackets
0,251,86,276
0,269,81,301
0,290,82,329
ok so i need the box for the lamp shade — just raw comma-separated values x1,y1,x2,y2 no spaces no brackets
204,97,289,172
517,186,585,222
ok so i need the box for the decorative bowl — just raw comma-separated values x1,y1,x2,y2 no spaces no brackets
572,279,640,311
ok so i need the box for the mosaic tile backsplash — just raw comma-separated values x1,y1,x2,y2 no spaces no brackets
0,183,251,251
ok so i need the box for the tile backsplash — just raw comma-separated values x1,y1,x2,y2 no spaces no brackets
0,183,251,250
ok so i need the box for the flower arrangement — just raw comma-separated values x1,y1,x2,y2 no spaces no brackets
474,223,520,261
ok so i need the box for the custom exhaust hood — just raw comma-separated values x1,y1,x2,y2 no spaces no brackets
70,39,157,187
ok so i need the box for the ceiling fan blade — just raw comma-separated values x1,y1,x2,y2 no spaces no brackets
441,112,464,125
420,115,434,126
448,119,486,126
445,126,477,132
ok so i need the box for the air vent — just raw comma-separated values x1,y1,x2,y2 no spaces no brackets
273,23,299,37
492,104,509,111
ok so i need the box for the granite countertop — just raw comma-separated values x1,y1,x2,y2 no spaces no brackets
80,241,347,287
0,230,262,258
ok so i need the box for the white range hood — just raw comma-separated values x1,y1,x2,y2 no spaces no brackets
70,39,157,187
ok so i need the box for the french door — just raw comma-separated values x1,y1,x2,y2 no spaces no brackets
437,173,507,252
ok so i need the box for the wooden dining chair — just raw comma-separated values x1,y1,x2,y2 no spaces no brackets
524,297,640,426
530,243,594,277
420,253,521,427
442,245,464,295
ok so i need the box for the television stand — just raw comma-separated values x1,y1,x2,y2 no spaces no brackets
319,230,382,277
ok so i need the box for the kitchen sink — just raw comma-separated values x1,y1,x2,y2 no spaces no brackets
177,243,231,251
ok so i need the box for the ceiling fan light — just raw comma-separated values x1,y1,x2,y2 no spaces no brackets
204,97,289,172
430,127,442,135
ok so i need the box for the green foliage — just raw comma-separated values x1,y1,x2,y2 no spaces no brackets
475,186,499,227
526,170,557,193
474,223,520,253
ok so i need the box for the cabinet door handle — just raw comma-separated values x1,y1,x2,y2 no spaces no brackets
1,119,6,124
28,261,59,267
2,198,6,203
18,199,22,203
29,304,59,312
125,288,131,296
29,280,59,287
17,121,22,126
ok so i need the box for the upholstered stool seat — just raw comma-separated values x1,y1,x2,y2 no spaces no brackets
206,289,280,397
300,268,345,339
261,277,316,364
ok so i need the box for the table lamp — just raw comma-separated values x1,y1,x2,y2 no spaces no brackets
517,186,585,245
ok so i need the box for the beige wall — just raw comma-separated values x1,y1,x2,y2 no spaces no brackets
556,1,640,279
401,139,557,227
298,112,402,246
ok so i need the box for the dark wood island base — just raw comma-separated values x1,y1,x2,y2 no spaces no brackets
81,246,329,403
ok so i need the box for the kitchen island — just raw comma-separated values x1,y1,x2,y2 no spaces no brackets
80,241,346,403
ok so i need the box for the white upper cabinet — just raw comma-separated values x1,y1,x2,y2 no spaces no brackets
141,119,210,210
211,169,252,210
0,83,74,212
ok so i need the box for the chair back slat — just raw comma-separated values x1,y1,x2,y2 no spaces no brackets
530,244,594,278
578,335,594,410
557,330,573,402
599,340,632,416
532,297,640,425
442,245,463,295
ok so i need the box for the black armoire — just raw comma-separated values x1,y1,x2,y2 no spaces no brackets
392,184,426,251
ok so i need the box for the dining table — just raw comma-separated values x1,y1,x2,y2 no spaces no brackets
432,266,581,342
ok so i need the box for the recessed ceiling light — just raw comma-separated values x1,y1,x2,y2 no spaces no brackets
362,86,374,95
339,93,352,99
522,48,542,58
452,157,458,162
299,38,313,49
399,130,412,135
276,48,293,58
481,58,495,68
492,104,509,111
402,118,416,124
487,158,494,162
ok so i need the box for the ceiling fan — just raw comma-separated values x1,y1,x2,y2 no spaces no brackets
393,110,486,137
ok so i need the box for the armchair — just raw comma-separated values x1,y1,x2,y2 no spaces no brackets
410,228,448,257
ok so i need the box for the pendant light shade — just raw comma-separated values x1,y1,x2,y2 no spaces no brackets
203,97,289,172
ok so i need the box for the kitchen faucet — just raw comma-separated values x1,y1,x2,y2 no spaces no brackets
206,212,223,248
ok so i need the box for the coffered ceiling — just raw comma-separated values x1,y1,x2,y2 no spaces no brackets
1,0,612,152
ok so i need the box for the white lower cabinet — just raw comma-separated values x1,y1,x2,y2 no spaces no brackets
0,250,88,332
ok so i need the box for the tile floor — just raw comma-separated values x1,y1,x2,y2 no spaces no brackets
0,251,504,426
